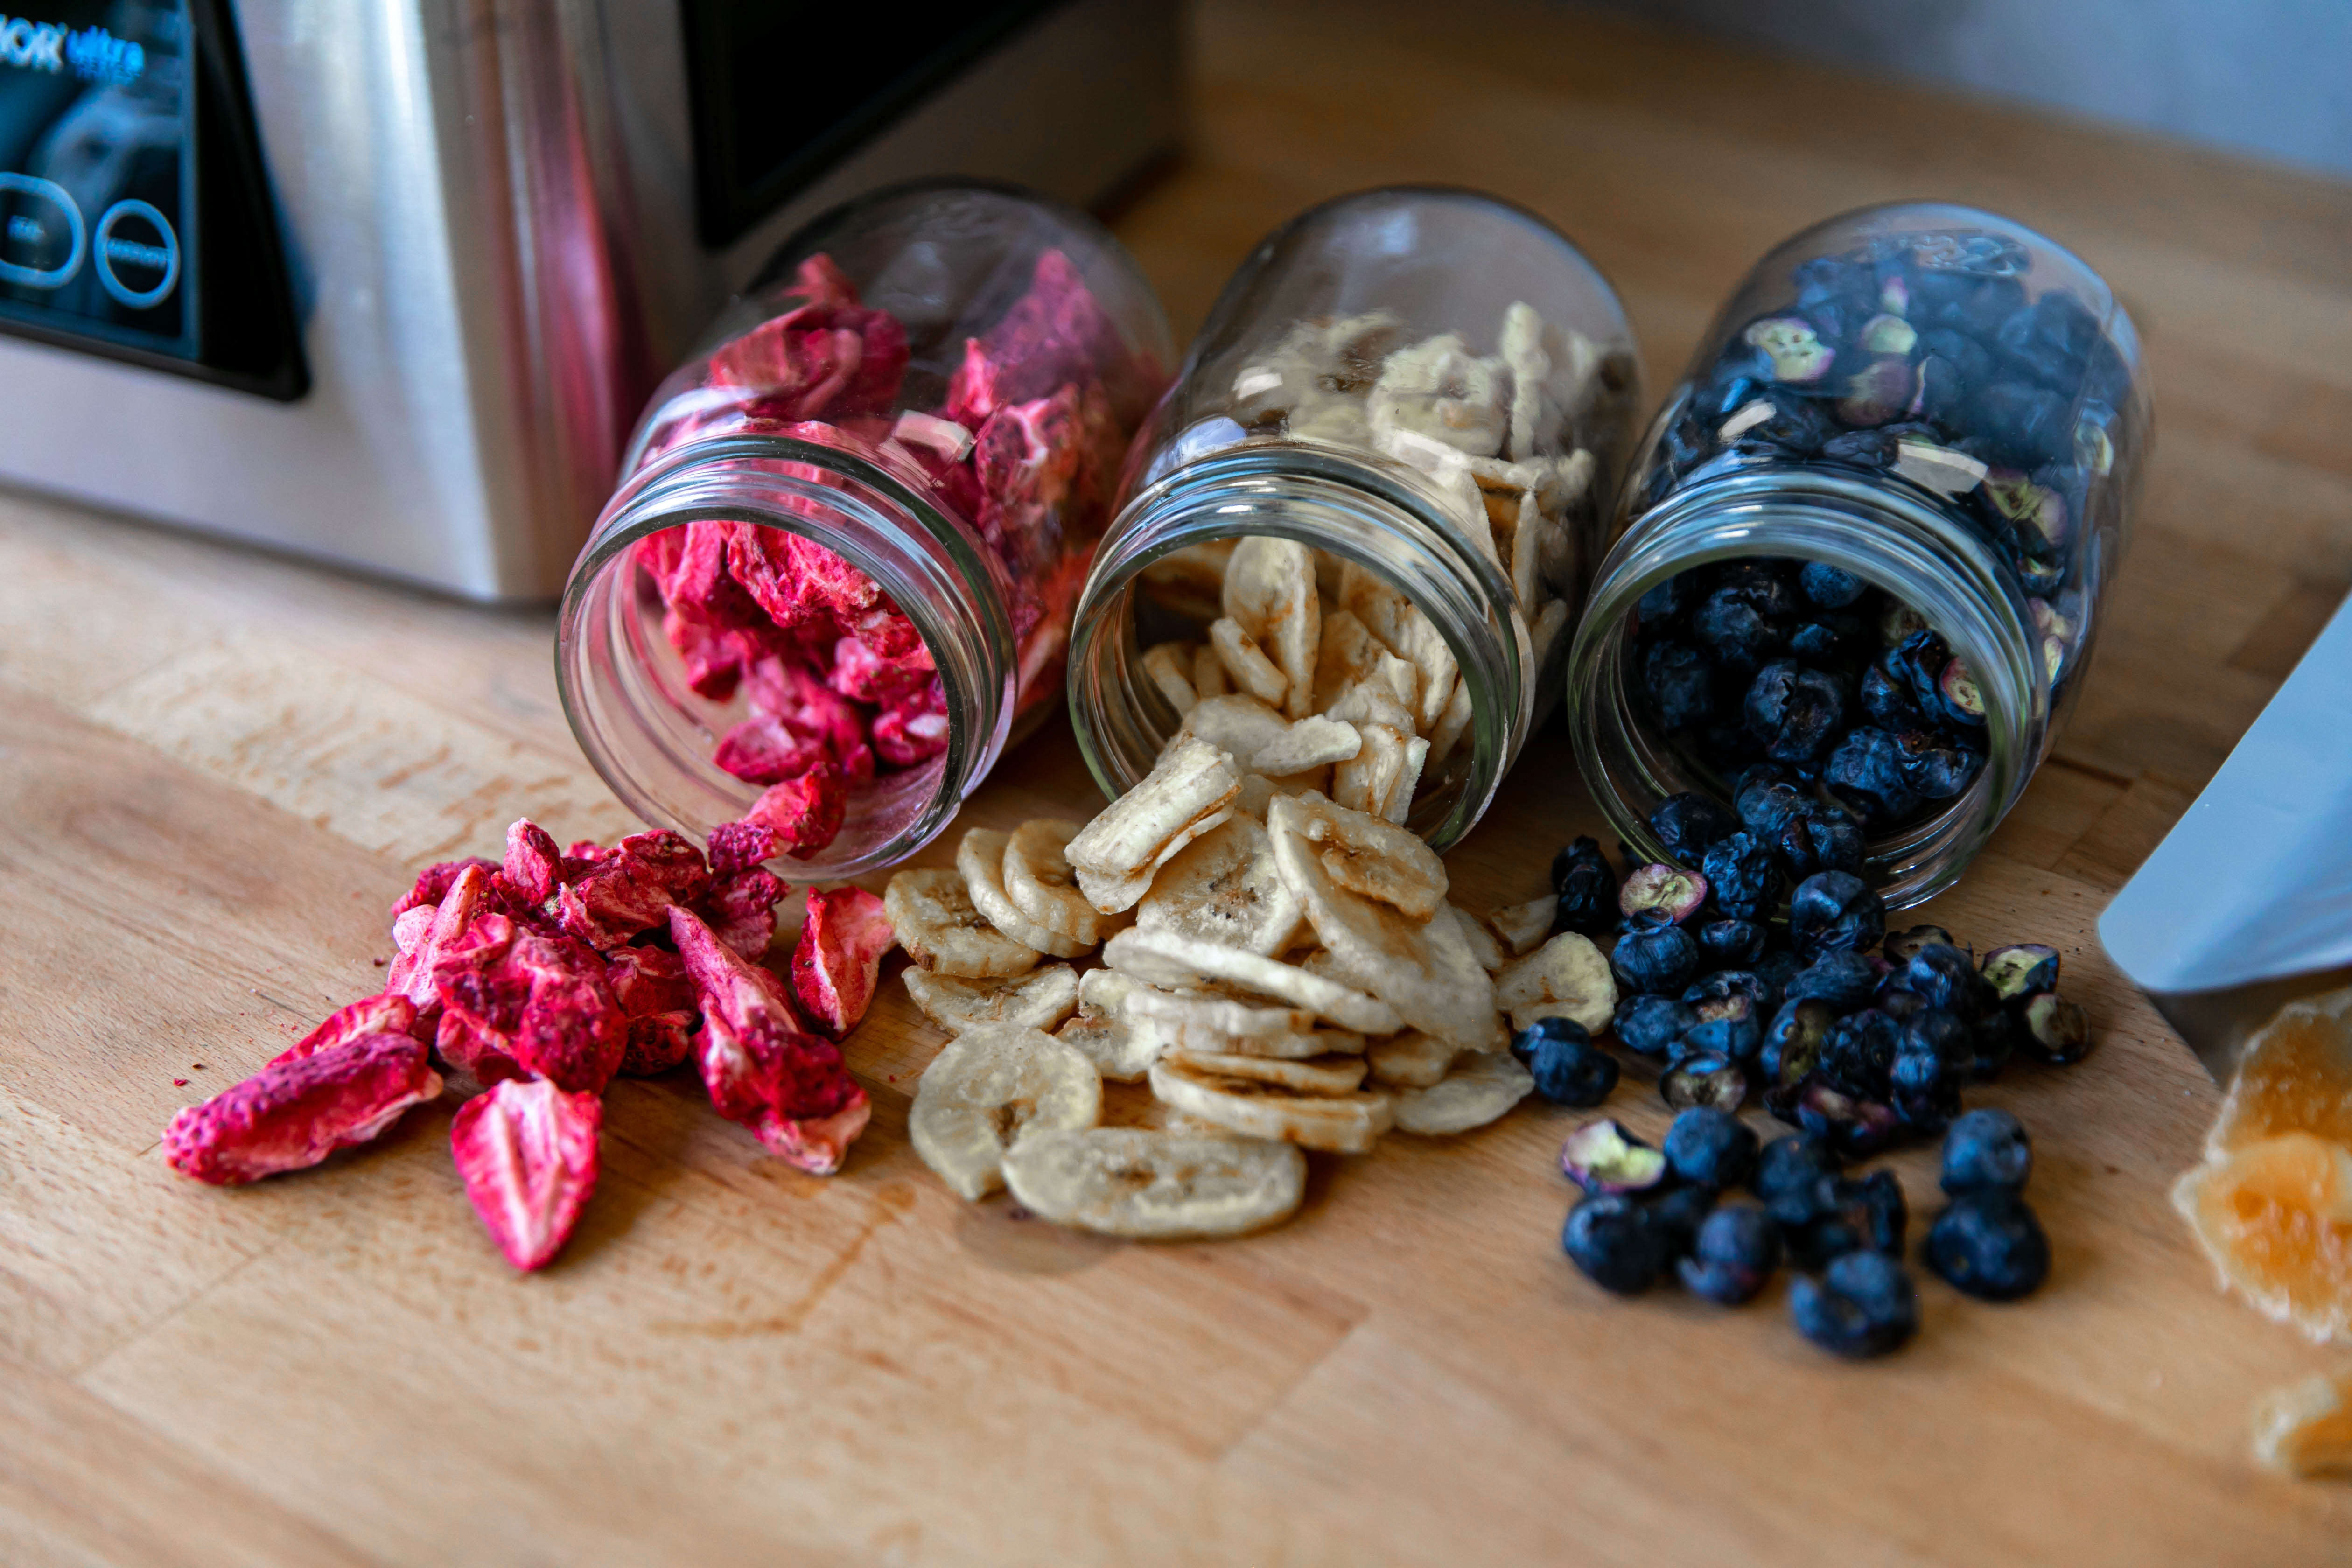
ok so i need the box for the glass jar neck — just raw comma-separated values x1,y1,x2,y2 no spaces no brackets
557,430,1019,875
1566,464,2049,908
1068,441,1530,851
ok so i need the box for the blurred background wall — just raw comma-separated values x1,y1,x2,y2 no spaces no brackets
1582,0,2352,177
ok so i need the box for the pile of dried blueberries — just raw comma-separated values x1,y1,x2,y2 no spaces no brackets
1524,798,2086,1357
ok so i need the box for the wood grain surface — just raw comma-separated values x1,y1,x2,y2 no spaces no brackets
5,2,2350,1561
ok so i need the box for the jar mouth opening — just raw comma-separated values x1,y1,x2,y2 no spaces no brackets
1567,467,2048,909
558,432,1019,878
1067,441,1529,852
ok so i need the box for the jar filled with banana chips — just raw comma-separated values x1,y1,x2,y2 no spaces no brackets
1065,187,1640,849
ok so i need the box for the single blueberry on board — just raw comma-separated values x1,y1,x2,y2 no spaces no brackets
1751,1132,1842,1200
1901,943,1984,1018
2019,992,2093,1064
1697,918,1768,968
1702,832,1785,921
1613,921,1701,996
1679,1202,1783,1304
1761,999,1834,1087
1791,1250,1919,1357
1664,1106,1760,1189
1941,1107,2033,1195
1523,1024,1620,1108
1614,994,1698,1057
1785,949,1881,1011
1923,1190,2051,1301
1561,1119,1672,1195
1563,1193,1668,1295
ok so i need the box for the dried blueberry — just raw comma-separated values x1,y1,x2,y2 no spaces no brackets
1890,1043,1961,1132
1791,1250,1918,1357
1923,1190,2050,1301
1967,1008,2019,1082
1859,661,1924,729
1637,574,1689,625
1697,831,1782,922
1551,838,1620,938
1980,943,2059,1002
1876,987,1929,1023
1620,862,1709,925
1788,871,1886,960
1895,733,1984,800
1937,658,1987,728
1681,1009,1762,1064
1560,1120,1670,1195
1735,774,1807,841
1643,640,1715,731
1614,994,1698,1057
1644,1183,1719,1260
1762,999,1834,1087
1744,316,1836,382
1524,1022,1620,1107
1824,726,1921,823
1692,588,1785,676
1883,924,1959,964
1679,1203,1783,1304
1697,918,1767,968
1777,1076,1905,1157
1941,1107,2032,1195
1563,1192,1668,1295
1753,947,1805,998
2018,992,2092,1064
1785,950,1880,1012
1661,1052,1748,1113
1743,661,1848,763
1612,920,1700,996
1752,1132,1842,1199
1784,801,1866,878
1820,1009,1901,1099
1649,792,1735,862
1901,944,1984,1018
1976,381,2072,466
1799,561,1867,608
1664,1106,1759,1189
1901,1008,1974,1079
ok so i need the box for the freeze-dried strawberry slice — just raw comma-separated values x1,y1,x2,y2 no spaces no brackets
498,818,564,907
872,678,951,768
268,993,422,1068
388,863,496,1016
741,760,848,859
713,715,830,785
432,915,627,1094
946,248,1149,428
162,1035,443,1186
790,886,895,1039
450,1077,602,1272
622,1011,695,1075
554,829,713,949
707,259,908,420
702,866,790,959
707,819,782,875
388,857,501,921
828,629,935,707
973,384,1086,574
605,943,695,1016
742,658,875,784
670,905,869,1174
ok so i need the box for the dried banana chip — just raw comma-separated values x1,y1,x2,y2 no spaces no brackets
1001,1127,1306,1240
1485,895,1558,959
885,868,1042,978
1164,1049,1369,1096
1066,737,1241,914
1122,981,1317,1043
910,1024,1102,1200
1138,540,1234,623
1149,1054,1393,1154
1002,818,1124,946
1510,492,1546,612
905,963,1082,1033
1191,641,1232,700
1365,1030,1458,1089
1142,642,1199,716
1448,905,1506,973
1332,721,1405,818
1208,616,1290,707
1223,537,1320,721
1055,970,1160,1082
1367,332,1506,458
959,828,1092,959
1267,793,1502,1055
1282,789,1447,921
1311,608,1383,715
1174,693,1290,763
1531,598,1571,675
1324,679,1417,741
1251,715,1362,778
1134,813,1304,956
1138,1017,1364,1060
1105,927,1403,1035
1425,678,1474,772
1494,931,1617,1034
1391,1050,1534,1136
1386,736,1430,824
1338,562,1456,731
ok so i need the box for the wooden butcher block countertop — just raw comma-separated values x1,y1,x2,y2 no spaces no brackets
5,3,2351,1562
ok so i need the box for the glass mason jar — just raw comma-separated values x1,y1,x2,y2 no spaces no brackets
1567,202,2151,906
558,181,1173,875
1066,187,1639,848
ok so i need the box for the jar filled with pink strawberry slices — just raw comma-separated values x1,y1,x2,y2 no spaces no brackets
559,181,1172,875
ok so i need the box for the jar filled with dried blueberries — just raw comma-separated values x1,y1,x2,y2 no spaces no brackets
1566,203,2149,905
1066,187,1639,847
558,181,1172,875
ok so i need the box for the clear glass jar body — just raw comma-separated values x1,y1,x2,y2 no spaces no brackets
1067,187,1639,848
1568,202,2152,905
559,181,1172,875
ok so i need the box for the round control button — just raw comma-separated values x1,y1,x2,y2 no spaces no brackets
0,173,85,289
94,199,179,309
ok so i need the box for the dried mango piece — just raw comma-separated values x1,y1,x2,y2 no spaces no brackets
162,1036,443,1186
2173,1133,2352,1344
2254,1367,2352,1480
791,885,896,1038
2209,988,2352,1158
672,905,869,1174
451,1078,602,1273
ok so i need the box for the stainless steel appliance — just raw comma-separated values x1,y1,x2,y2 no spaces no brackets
0,0,1184,598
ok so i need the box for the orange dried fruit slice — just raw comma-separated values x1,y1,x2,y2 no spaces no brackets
2172,1132,2352,1343
2253,1366,2352,1480
2208,988,2352,1158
